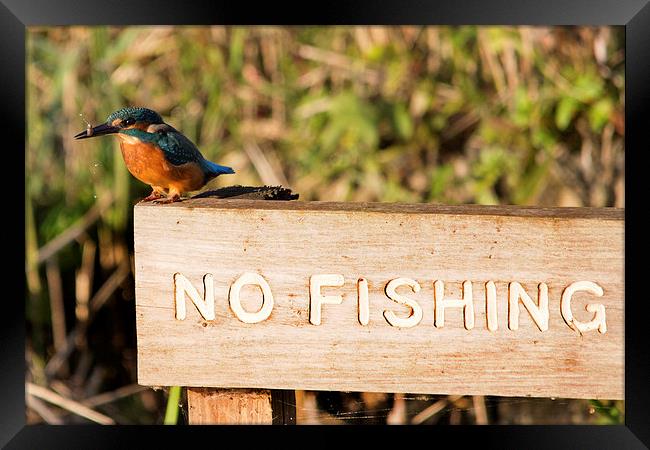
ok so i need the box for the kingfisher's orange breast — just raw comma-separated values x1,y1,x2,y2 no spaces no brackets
118,139,206,193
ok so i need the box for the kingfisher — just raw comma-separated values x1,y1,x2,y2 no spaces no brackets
74,107,235,203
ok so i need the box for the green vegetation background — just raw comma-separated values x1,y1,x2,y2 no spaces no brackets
26,26,624,424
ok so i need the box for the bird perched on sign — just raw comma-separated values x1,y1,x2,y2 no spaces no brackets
74,107,235,203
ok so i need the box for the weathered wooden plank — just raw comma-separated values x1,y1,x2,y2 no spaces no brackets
134,199,624,399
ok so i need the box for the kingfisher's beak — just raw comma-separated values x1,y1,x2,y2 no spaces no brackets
74,122,120,140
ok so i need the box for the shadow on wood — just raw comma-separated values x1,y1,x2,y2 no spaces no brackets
192,185,299,201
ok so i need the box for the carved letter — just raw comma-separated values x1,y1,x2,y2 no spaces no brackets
508,282,549,332
383,278,422,328
485,281,498,331
561,281,607,334
309,274,344,325
434,280,474,330
228,272,274,324
358,278,369,326
174,273,214,321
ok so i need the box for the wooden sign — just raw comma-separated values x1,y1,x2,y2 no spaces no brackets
134,200,623,400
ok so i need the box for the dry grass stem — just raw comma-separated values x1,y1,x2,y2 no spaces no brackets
27,382,115,425
412,395,463,425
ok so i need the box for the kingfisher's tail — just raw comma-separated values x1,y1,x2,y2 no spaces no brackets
202,160,235,178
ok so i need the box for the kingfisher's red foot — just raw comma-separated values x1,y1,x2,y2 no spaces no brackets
141,191,163,202
154,194,182,204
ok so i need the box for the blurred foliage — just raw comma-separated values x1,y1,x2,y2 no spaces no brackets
25,26,624,425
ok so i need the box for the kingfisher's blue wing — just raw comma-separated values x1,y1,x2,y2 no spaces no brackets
156,128,204,166
154,125,235,176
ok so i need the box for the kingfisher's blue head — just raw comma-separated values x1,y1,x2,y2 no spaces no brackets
74,107,165,140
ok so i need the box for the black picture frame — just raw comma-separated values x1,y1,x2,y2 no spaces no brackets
5,0,649,448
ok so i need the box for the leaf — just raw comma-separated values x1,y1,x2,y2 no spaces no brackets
228,28,246,74
512,86,534,128
555,97,580,130
392,103,414,140
588,98,613,132
571,73,603,103
429,164,454,201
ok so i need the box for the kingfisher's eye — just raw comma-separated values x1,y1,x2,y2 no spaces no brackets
122,118,135,127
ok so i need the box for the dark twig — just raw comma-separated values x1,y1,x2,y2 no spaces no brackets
44,259,131,379
45,256,67,354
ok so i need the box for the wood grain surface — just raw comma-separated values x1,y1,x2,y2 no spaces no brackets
187,388,273,424
134,199,624,399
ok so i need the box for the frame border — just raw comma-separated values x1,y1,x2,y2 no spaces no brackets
7,0,649,447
